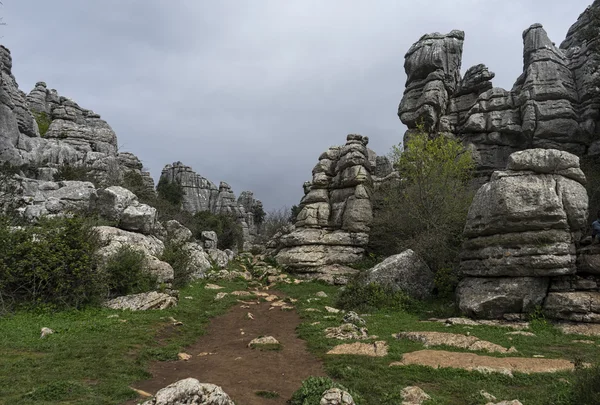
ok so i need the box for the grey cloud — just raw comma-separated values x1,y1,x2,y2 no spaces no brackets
0,0,592,209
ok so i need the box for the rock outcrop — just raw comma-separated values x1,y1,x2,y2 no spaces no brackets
274,135,374,281
0,45,153,201
159,162,263,248
272,134,396,282
457,149,589,319
398,1,600,182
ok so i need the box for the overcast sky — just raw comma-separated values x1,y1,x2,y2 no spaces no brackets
0,1,592,210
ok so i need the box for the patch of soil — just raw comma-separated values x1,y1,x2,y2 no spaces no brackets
390,350,575,374
126,291,325,405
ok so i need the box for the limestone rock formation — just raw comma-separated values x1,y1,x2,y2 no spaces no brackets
458,149,588,319
320,388,356,405
398,1,600,182
159,162,263,247
275,135,375,281
362,249,435,300
0,45,152,204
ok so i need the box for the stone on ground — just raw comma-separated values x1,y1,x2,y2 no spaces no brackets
327,341,388,357
325,323,375,340
205,284,224,290
103,291,177,311
342,311,366,326
557,322,600,337
390,350,575,374
401,386,431,405
394,331,517,354
248,336,280,347
320,388,355,405
141,378,234,405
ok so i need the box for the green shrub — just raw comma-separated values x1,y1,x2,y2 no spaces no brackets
369,125,474,293
192,211,243,250
53,163,94,182
156,177,184,206
336,277,410,313
0,216,102,311
121,170,155,204
289,376,360,405
33,111,52,137
160,241,193,288
570,363,600,404
103,246,156,296
434,266,460,298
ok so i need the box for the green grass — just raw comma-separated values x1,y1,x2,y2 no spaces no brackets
255,390,280,398
277,281,600,405
0,280,248,405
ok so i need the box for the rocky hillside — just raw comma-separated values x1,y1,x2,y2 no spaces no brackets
398,0,600,182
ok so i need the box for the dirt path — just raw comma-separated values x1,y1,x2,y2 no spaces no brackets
127,291,325,405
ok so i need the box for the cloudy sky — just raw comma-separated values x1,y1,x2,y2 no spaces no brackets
0,0,592,210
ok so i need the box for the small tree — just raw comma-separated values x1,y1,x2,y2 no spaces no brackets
369,127,474,291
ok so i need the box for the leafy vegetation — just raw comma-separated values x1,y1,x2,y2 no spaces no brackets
369,127,474,293
289,376,359,405
156,177,184,206
52,163,94,183
32,111,52,137
160,240,193,288
192,210,243,250
0,216,101,312
336,279,410,313
103,246,156,297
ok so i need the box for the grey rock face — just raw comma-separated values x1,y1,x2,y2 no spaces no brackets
159,162,262,247
362,249,435,300
457,277,550,319
165,220,193,244
141,378,234,405
275,135,378,281
398,2,600,180
0,45,149,201
459,149,588,319
320,388,356,405
90,186,158,234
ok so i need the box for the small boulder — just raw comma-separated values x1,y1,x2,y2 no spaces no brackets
320,388,355,405
141,378,234,405
362,249,434,300
401,386,431,405
103,291,177,311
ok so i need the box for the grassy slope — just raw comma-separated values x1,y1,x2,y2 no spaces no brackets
0,280,248,405
277,281,600,405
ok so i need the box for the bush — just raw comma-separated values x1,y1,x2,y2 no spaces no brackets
53,163,94,183
33,111,52,137
160,241,192,288
156,177,184,206
289,376,360,405
0,216,102,311
192,211,243,250
257,206,293,242
336,277,410,313
369,127,474,284
103,246,156,297
570,363,600,404
120,170,155,204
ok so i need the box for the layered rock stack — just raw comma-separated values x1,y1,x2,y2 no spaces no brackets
159,162,263,247
0,45,152,188
457,149,589,319
398,1,600,183
274,134,378,282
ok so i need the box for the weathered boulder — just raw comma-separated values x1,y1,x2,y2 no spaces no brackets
164,220,193,244
458,149,587,319
141,378,234,405
361,249,435,300
183,242,213,279
103,291,177,311
544,292,600,323
201,231,218,249
320,388,356,405
93,226,173,283
457,277,549,319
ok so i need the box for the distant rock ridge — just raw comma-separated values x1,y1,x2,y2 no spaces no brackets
159,161,263,247
0,45,152,189
398,0,600,182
